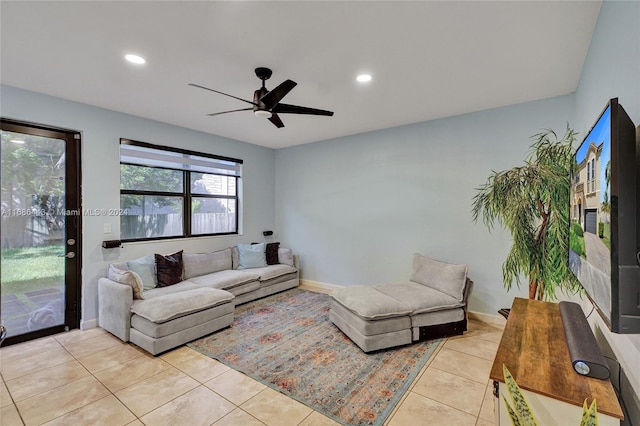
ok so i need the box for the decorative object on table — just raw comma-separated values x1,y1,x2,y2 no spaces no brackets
502,363,599,426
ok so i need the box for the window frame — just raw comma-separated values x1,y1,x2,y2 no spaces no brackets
119,138,242,242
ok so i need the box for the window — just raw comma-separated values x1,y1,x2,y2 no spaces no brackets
119,139,241,241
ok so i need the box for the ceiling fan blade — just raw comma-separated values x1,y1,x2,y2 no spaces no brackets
207,107,253,117
268,113,285,128
273,103,334,116
189,83,257,106
260,80,297,109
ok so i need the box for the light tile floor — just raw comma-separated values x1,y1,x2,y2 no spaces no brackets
0,318,504,426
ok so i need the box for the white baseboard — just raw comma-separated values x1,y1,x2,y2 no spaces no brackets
80,318,98,330
299,279,343,294
468,311,507,327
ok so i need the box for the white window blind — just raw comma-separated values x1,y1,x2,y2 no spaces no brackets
120,142,242,176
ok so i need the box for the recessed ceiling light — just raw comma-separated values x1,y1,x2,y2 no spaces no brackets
356,74,372,83
125,54,146,65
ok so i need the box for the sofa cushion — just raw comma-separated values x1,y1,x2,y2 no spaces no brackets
331,286,412,320
142,281,202,299
108,264,144,300
409,253,468,302
245,264,297,282
155,250,184,287
127,255,157,291
186,269,260,290
131,302,234,339
237,243,267,269
374,282,464,315
183,248,232,279
131,288,233,323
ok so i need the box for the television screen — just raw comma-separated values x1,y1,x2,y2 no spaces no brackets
569,98,640,334
569,105,612,322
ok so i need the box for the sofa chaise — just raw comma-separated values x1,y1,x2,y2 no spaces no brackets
98,243,298,355
330,253,471,352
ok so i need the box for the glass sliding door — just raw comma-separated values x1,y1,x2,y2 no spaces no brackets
1,119,81,346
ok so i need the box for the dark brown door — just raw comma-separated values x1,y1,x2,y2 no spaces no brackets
1,118,81,346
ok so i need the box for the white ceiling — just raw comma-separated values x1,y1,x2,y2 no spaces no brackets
1,1,601,149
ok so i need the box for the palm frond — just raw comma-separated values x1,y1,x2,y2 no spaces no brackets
472,127,579,300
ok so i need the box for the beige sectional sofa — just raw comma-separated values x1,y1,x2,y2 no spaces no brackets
98,244,298,355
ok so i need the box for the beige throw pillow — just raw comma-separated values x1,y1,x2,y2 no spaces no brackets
108,264,144,299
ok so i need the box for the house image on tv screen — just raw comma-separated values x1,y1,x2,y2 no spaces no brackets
571,107,612,239
572,140,607,234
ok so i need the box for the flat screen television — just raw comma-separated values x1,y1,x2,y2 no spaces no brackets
569,98,640,334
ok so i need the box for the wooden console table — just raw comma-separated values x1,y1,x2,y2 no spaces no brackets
490,297,623,425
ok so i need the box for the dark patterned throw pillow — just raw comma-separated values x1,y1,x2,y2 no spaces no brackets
266,242,280,265
155,250,184,287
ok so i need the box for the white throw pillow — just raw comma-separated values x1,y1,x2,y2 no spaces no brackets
278,247,295,267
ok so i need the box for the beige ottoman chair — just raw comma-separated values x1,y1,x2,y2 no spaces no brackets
330,254,471,352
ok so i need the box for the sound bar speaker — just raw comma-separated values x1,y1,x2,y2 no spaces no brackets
559,301,610,380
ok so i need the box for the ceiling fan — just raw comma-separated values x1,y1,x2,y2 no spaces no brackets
189,67,334,128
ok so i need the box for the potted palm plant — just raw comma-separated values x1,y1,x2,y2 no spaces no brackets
472,127,582,301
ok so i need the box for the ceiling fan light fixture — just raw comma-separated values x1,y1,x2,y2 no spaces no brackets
254,110,272,118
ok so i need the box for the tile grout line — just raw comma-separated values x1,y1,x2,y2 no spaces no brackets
384,337,449,425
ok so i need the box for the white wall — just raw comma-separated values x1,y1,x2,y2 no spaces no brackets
0,85,276,327
570,1,640,423
275,1,640,420
275,94,575,316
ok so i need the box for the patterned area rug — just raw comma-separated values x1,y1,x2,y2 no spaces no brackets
188,288,442,426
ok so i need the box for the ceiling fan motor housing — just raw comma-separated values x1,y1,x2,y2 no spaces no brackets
253,87,272,117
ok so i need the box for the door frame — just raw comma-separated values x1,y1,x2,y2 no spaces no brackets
1,118,82,346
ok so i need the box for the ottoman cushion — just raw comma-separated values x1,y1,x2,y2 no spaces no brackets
330,299,411,335
131,303,234,339
131,288,233,323
374,282,464,314
331,286,411,320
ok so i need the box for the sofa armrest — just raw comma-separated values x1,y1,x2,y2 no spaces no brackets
98,277,133,342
